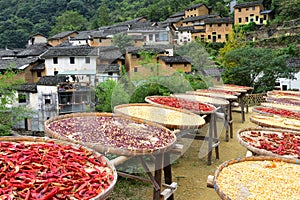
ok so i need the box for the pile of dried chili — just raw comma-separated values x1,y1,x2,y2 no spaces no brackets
0,141,115,199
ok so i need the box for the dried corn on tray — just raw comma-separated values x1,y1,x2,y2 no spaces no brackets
214,157,300,200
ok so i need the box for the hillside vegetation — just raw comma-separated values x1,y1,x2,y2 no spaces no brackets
0,0,299,48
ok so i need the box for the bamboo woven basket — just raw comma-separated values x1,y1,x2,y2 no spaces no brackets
250,114,300,131
171,93,230,106
213,156,300,200
186,91,238,100
260,102,300,112
44,112,177,156
237,127,300,159
0,136,117,200
145,95,217,115
252,106,300,120
114,103,206,130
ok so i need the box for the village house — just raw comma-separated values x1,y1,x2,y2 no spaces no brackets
47,31,78,47
234,1,273,25
28,34,47,46
124,45,179,79
204,17,234,43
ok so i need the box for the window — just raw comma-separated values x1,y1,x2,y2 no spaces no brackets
226,23,228,26
149,34,153,41
225,34,229,40
85,57,90,64
53,57,58,64
218,24,222,27
252,6,255,10
54,71,58,75
134,67,138,72
246,17,249,22
238,8,241,12
246,7,249,11
45,99,51,104
250,14,254,17
218,34,221,39
210,24,212,27
170,64,173,67
70,57,75,64
18,94,27,103
264,15,267,20
108,72,113,76
184,64,187,67
208,35,211,39
155,34,159,41
37,71,42,77
256,16,259,21
238,18,242,23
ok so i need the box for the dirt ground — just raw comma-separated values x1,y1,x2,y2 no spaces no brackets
109,108,256,200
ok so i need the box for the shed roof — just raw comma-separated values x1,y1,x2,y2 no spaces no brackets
205,17,234,24
37,76,58,86
17,43,49,57
234,1,263,8
169,11,185,18
0,57,39,70
125,46,166,54
182,14,219,23
200,67,222,77
17,83,37,93
48,31,78,40
97,64,120,73
158,56,190,64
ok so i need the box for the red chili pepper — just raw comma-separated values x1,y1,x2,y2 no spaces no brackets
39,187,59,200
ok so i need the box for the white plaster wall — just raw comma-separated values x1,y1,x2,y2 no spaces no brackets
45,56,97,76
278,71,300,90
176,31,192,45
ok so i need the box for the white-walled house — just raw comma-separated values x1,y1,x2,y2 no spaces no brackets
276,58,300,90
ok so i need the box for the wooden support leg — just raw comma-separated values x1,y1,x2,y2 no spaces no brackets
163,152,174,200
240,93,245,123
228,103,233,139
153,153,163,200
207,114,213,165
212,113,219,160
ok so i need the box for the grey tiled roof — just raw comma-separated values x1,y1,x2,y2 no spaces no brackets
191,29,206,33
97,64,120,73
204,17,234,24
177,26,194,31
182,14,219,23
0,57,39,70
17,83,37,93
170,12,185,18
30,62,45,71
37,76,58,86
48,31,78,40
186,3,207,10
234,1,263,8
286,57,300,68
42,46,122,60
200,67,222,77
158,56,190,64
162,16,183,24
17,44,49,57
0,49,19,57
125,46,166,54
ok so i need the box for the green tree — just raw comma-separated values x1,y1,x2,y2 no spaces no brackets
0,69,34,135
175,41,216,73
112,32,134,51
95,79,130,112
222,46,296,93
90,3,112,29
50,10,88,36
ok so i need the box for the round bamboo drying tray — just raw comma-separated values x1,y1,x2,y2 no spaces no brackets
171,93,229,106
0,136,117,200
114,103,206,130
261,102,300,112
186,91,238,100
267,94,300,101
207,88,241,96
250,114,300,131
44,112,176,156
237,127,300,159
145,95,217,115
213,156,300,200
